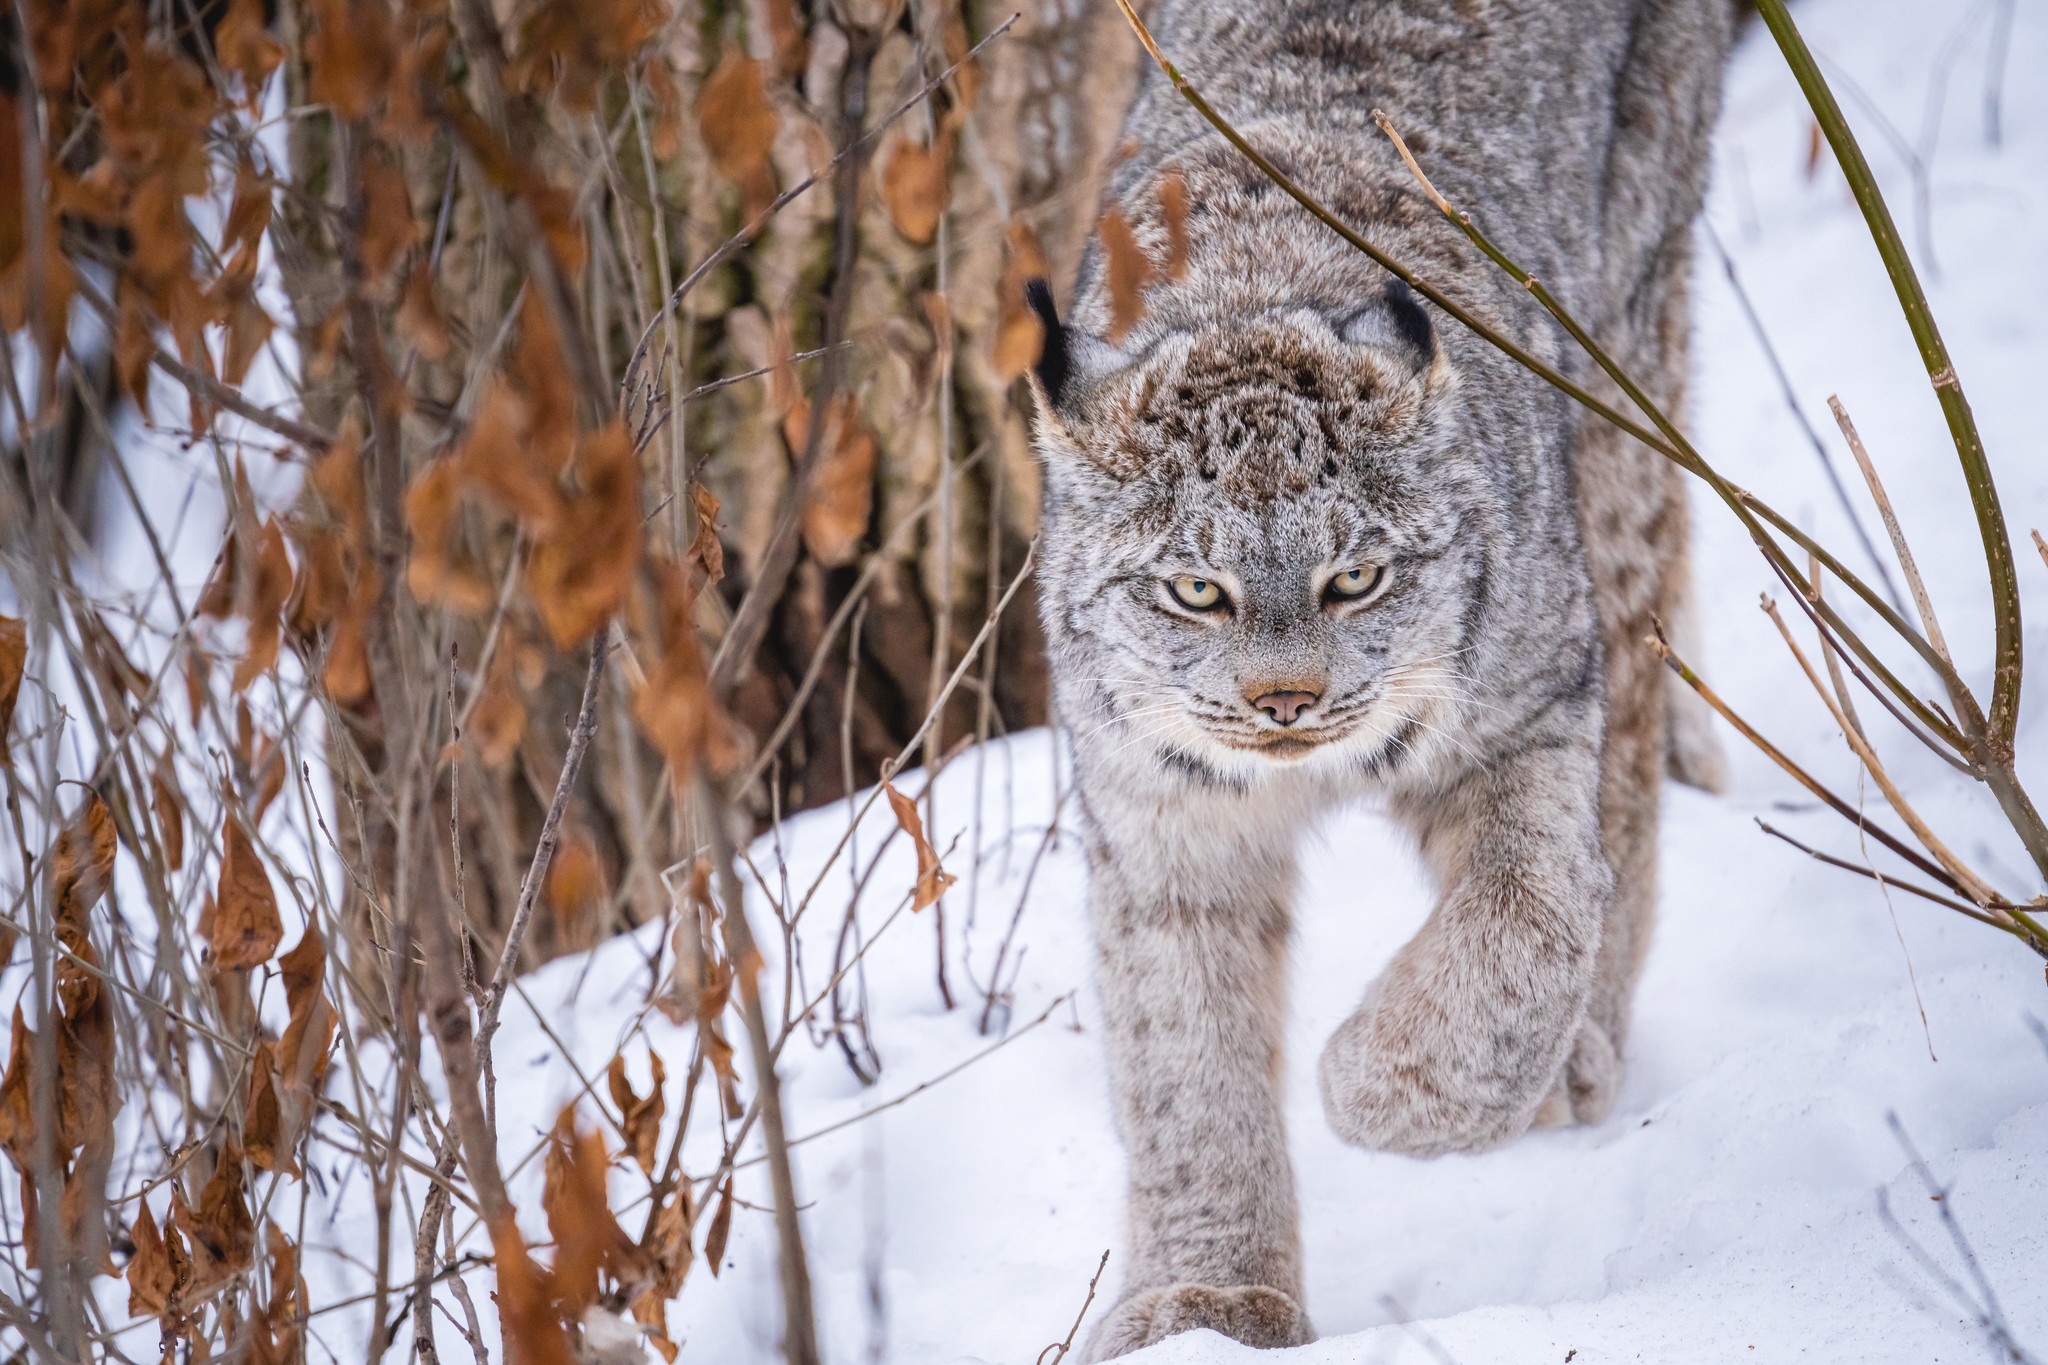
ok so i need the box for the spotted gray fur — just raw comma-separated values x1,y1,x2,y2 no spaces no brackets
1026,1,1735,1355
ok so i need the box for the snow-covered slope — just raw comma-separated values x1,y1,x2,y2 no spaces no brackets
413,2,2048,1361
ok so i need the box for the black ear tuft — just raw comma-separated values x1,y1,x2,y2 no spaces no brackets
1024,278,1071,409
1382,278,1435,360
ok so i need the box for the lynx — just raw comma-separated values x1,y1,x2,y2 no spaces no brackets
1024,0,1735,1355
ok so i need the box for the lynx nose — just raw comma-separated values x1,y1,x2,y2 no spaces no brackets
1251,690,1319,726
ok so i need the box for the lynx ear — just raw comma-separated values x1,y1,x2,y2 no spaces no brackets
1340,278,1437,372
1024,278,1075,412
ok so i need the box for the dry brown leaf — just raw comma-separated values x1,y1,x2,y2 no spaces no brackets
256,1222,300,1363
633,1287,681,1364
606,1050,666,1177
541,1112,641,1315
702,1175,736,1276
685,484,724,590
884,780,957,911
698,53,777,213
175,1143,255,1297
184,646,208,727
544,836,607,947
879,128,953,247
248,925,333,1176
763,0,809,79
306,0,394,124
1099,206,1153,345
632,557,735,785
0,615,23,765
487,1214,575,1365
403,455,494,615
222,156,272,263
992,220,1051,381
468,646,529,769
789,395,877,567
215,0,284,97
152,761,184,872
357,151,418,287
396,262,451,360
0,1006,36,1168
653,858,718,1026
1159,169,1191,280
211,815,282,972
526,422,643,648
242,1041,286,1174
51,788,116,928
125,1201,187,1320
232,518,294,693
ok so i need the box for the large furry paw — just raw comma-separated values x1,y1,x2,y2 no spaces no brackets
1531,1017,1619,1128
1082,1284,1313,1361
1318,995,1562,1156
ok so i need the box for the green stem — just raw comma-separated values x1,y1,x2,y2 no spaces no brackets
1753,0,2023,750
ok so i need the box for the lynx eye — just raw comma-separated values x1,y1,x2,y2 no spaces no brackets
1168,575,1227,612
1325,564,1386,603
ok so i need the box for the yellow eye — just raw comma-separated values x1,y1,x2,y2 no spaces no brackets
1326,565,1385,601
1169,575,1226,611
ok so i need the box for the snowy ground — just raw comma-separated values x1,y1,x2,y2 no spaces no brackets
321,2,2048,1361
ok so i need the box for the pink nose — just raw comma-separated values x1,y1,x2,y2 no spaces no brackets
1251,691,1319,726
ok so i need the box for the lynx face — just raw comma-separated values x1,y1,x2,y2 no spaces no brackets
1036,290,1493,785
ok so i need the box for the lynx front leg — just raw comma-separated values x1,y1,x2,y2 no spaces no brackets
1081,833,1314,1360
1320,736,1611,1156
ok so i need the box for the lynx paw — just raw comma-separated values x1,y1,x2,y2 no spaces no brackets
1319,999,1561,1155
1082,1284,1313,1361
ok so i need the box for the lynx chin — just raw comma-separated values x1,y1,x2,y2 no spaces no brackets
1024,0,1736,1355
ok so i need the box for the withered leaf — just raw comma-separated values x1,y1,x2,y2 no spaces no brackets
396,263,451,361
215,0,285,96
702,1175,735,1276
242,1041,286,1174
526,422,644,648
789,395,877,568
232,518,294,693
884,781,956,911
125,1201,187,1320
879,128,953,247
403,455,494,615
152,761,184,872
468,646,528,769
175,1143,255,1296
1099,206,1153,345
685,484,724,590
210,816,282,971
52,788,116,928
544,836,606,949
275,923,336,1097
0,614,23,764
487,1214,576,1365
698,53,777,212
357,152,418,287
541,1112,641,1315
306,0,395,124
992,220,1051,381
606,1050,666,1177
0,1006,36,1168
632,559,731,786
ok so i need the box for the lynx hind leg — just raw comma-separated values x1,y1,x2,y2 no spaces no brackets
1320,734,1610,1155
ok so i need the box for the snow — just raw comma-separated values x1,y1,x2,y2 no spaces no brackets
230,0,2048,1361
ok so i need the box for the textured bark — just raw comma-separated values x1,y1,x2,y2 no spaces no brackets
269,0,1140,974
